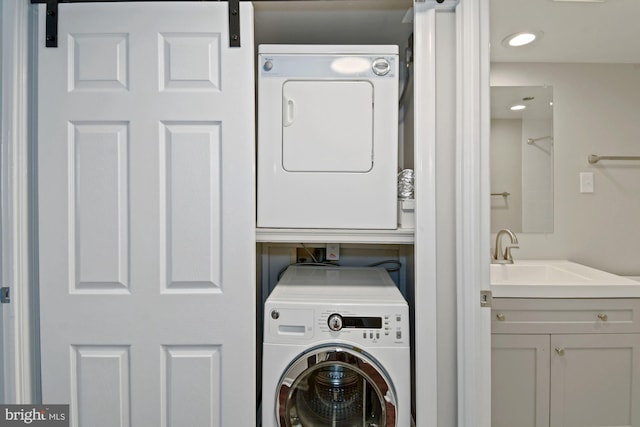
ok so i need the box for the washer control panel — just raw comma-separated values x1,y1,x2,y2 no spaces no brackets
265,306,408,346
327,313,383,331
320,309,407,346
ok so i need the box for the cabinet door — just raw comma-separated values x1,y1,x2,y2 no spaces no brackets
492,334,551,427
550,334,640,427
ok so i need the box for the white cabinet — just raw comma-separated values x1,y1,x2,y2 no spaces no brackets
550,333,640,427
492,334,550,427
492,299,640,427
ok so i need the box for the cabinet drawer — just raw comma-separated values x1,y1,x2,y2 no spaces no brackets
492,298,640,334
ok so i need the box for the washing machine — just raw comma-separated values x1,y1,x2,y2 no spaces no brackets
262,265,410,427
257,45,399,229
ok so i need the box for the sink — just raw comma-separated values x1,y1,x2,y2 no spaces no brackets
490,260,640,298
491,262,591,285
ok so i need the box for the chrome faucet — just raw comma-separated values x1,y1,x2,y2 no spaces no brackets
492,229,519,264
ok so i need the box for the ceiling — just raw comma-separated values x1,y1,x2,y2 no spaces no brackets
491,0,640,63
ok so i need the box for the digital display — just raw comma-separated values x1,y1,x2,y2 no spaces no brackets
343,317,382,329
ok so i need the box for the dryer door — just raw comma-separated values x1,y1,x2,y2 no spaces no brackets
282,80,373,173
276,345,397,427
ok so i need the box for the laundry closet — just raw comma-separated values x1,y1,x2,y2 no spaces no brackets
252,2,450,426
7,0,470,426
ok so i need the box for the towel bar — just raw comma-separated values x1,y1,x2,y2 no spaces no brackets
588,154,640,164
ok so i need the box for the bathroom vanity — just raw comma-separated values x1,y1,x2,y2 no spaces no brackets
490,261,640,427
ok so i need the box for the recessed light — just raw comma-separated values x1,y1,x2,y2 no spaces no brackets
502,31,543,48
510,105,526,111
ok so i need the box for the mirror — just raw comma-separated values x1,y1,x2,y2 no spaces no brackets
490,0,640,249
490,86,553,233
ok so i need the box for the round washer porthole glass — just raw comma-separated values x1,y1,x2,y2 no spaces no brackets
286,362,385,426
278,351,396,427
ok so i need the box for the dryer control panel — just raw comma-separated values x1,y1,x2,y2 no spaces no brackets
259,54,397,79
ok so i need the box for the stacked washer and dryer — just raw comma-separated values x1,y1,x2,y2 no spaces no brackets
258,45,410,426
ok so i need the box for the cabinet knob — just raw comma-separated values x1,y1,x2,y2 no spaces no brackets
597,313,608,321
496,313,505,321
555,347,565,356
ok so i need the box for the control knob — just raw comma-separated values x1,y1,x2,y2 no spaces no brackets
328,313,343,331
372,58,391,76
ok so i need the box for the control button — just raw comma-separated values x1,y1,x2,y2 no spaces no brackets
369,332,373,339
396,315,401,322
263,61,273,72
376,332,380,339
396,331,402,340
328,314,343,331
363,332,367,339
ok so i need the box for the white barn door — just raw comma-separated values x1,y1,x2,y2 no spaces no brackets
37,3,255,426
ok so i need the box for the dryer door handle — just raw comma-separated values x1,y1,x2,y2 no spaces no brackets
283,96,295,127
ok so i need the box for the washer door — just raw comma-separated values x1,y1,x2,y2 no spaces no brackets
276,345,397,427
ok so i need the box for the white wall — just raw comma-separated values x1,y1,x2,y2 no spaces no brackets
491,63,640,275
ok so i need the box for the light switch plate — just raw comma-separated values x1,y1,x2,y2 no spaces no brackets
580,172,594,193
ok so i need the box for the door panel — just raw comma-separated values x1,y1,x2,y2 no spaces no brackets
160,122,222,292
37,3,255,426
161,346,221,427
71,346,131,427
72,122,130,292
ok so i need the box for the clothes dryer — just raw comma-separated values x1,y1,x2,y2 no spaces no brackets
257,45,399,229
262,266,410,427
